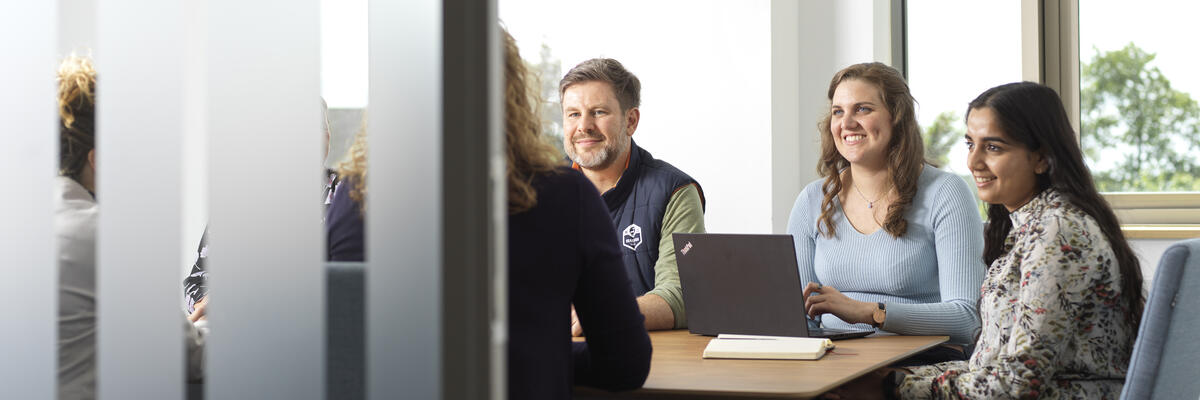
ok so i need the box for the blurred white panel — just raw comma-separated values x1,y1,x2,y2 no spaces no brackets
58,0,95,55
0,2,58,398
320,0,368,108
180,0,209,288
206,0,325,398
367,0,442,398
95,0,187,398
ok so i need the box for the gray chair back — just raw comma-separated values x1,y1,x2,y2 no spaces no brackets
327,261,365,400
1121,239,1200,399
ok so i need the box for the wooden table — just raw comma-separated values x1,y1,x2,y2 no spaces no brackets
576,330,948,399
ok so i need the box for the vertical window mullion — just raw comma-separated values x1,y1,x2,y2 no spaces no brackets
0,2,58,398
206,0,325,397
367,0,444,398
95,0,187,398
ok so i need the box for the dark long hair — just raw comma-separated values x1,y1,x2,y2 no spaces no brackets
816,62,925,238
969,82,1143,328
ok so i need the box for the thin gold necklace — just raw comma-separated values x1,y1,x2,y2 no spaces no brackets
851,179,887,209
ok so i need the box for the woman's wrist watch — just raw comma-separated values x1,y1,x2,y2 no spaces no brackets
872,302,887,328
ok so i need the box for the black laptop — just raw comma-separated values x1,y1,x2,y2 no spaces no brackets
673,233,873,340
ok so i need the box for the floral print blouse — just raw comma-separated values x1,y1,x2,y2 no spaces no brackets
899,189,1136,399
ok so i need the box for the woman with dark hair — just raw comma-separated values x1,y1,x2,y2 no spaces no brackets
843,82,1143,399
788,63,985,355
502,28,651,399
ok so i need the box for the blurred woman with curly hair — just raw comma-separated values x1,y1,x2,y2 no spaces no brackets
502,27,650,399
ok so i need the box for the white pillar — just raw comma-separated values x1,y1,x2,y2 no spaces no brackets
205,0,325,397
367,0,443,398
95,0,187,398
0,2,58,398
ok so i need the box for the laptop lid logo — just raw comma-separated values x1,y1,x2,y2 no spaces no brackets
680,241,693,255
622,224,643,251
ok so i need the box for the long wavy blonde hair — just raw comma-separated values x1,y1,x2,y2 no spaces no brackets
816,62,926,238
504,28,563,214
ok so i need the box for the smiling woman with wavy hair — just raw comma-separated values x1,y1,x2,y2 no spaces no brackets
815,62,925,238
786,62,986,360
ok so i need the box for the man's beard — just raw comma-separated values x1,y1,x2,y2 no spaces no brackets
566,132,629,169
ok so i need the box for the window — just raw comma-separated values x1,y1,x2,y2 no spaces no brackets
1077,0,1200,235
1079,0,1200,194
907,0,1200,236
905,0,1023,208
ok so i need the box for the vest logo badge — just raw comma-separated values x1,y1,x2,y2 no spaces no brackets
622,224,643,251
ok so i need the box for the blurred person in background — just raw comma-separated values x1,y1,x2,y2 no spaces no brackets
55,55,206,399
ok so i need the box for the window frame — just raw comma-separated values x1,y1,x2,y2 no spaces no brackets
1028,0,1197,236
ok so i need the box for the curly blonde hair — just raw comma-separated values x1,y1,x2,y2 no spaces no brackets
504,28,563,214
58,55,98,181
336,114,368,213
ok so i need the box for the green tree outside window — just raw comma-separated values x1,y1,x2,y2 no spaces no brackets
1082,43,1200,192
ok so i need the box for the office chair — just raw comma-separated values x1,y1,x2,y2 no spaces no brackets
1121,238,1200,399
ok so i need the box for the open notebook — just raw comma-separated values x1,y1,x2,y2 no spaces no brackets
702,334,836,360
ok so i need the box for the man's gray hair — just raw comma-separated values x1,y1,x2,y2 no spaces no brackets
558,58,641,112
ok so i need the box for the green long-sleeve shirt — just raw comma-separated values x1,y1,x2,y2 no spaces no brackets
644,183,706,328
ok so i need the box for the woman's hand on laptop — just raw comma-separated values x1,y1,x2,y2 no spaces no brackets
802,283,875,326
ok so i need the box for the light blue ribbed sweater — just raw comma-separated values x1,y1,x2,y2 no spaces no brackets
787,165,985,345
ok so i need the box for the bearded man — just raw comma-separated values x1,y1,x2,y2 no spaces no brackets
558,58,706,334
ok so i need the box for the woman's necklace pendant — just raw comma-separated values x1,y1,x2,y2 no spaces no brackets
868,201,873,209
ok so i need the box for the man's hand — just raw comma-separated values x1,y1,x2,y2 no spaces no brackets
188,296,208,323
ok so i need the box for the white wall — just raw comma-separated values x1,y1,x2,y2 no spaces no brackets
625,2,773,234
58,0,94,55
321,0,368,109
1130,238,1175,293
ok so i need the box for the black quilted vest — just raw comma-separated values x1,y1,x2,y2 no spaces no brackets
598,141,705,296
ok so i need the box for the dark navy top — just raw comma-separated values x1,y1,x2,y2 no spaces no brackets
508,167,652,399
597,140,702,298
326,180,365,261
